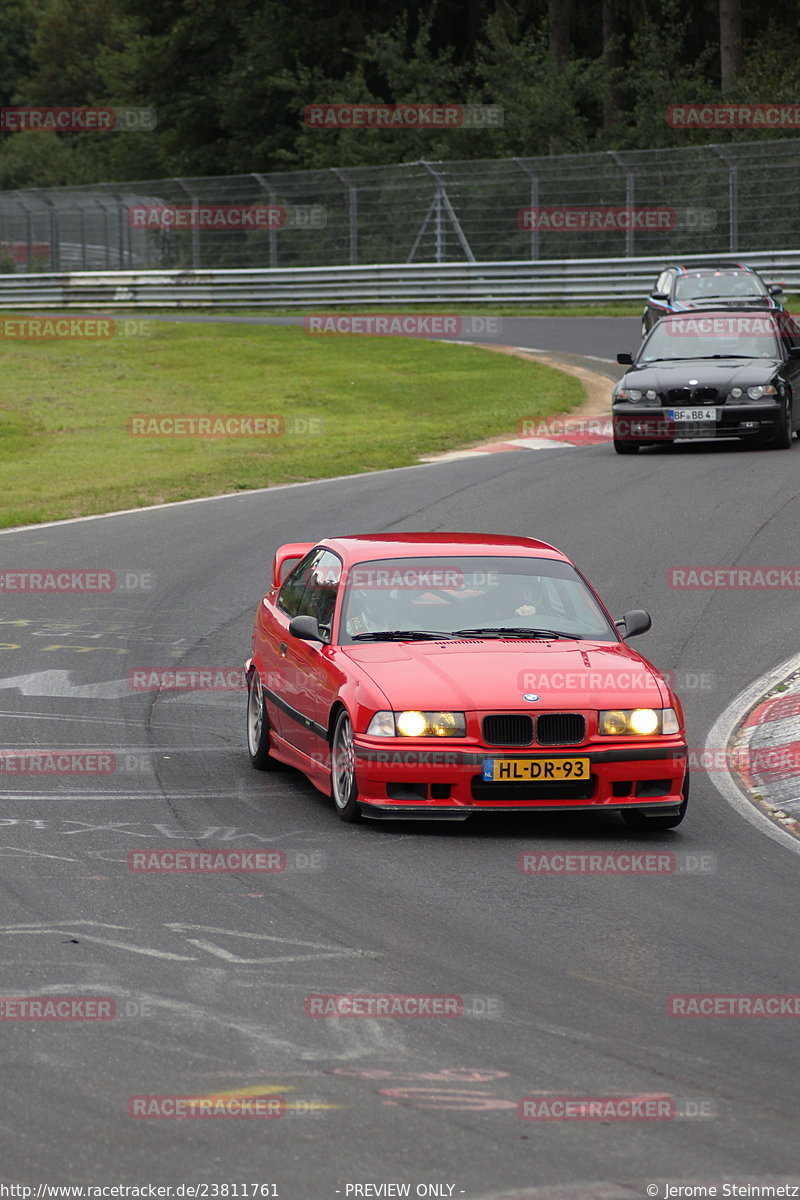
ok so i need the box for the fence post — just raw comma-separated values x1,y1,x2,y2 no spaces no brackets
103,186,129,267
331,168,358,266
94,195,111,269
608,150,634,257
710,145,738,252
514,159,540,261
32,190,59,271
176,180,201,268
419,161,475,262
252,173,279,267
14,195,33,271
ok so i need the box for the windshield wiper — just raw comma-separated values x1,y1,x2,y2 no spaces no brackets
452,626,583,640
350,629,454,642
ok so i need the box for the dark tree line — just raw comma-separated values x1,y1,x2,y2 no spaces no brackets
1,0,798,189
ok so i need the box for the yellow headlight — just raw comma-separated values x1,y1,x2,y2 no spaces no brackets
629,708,659,735
429,711,458,736
600,710,629,736
396,710,428,737
599,708,662,736
395,710,467,737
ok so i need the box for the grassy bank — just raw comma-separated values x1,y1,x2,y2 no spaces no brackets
0,320,585,528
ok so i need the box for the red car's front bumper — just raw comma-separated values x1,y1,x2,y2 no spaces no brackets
353,737,687,817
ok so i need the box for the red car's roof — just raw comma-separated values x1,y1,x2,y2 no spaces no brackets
318,533,567,564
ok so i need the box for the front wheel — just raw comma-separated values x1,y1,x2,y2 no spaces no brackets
765,398,793,450
330,710,361,822
246,667,279,770
622,771,689,831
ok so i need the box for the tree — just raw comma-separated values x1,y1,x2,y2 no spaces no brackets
601,0,625,133
719,0,742,96
548,0,571,63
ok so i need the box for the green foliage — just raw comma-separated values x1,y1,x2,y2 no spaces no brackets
1,0,798,188
476,12,602,157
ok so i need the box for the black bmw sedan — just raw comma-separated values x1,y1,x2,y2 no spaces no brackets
612,310,800,454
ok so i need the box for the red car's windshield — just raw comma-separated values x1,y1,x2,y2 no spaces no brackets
337,555,617,643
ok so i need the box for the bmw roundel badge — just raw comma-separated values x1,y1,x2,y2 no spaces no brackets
522,694,540,702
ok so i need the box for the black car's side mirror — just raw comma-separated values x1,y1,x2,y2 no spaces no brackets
615,609,652,638
288,614,323,641
769,285,784,296
617,352,634,365
650,291,669,301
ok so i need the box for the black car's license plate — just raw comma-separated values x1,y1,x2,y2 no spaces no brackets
668,407,718,422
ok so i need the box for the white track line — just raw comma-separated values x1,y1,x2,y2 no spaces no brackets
0,461,445,536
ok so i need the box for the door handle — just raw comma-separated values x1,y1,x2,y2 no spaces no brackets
280,642,287,657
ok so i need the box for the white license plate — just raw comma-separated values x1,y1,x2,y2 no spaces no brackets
482,757,590,782
668,408,718,422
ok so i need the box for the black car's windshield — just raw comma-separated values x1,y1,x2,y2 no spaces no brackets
338,555,617,645
673,270,765,302
640,322,781,362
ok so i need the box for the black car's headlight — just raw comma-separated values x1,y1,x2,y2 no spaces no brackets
615,388,659,404
727,384,778,403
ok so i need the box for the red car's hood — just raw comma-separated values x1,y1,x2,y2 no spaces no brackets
341,639,666,710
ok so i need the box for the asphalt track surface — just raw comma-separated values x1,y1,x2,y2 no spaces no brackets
1,315,799,1198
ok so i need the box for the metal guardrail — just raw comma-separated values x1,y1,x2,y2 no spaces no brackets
1,250,799,310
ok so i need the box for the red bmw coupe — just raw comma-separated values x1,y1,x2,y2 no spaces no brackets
245,534,688,828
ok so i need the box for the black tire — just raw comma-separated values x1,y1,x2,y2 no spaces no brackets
613,438,639,455
622,771,689,831
246,667,279,770
766,398,793,450
330,709,361,822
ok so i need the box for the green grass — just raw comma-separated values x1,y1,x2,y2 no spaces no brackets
0,320,584,528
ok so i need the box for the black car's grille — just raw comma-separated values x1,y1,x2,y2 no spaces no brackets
482,715,534,746
536,713,587,746
667,386,719,406
471,778,595,802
